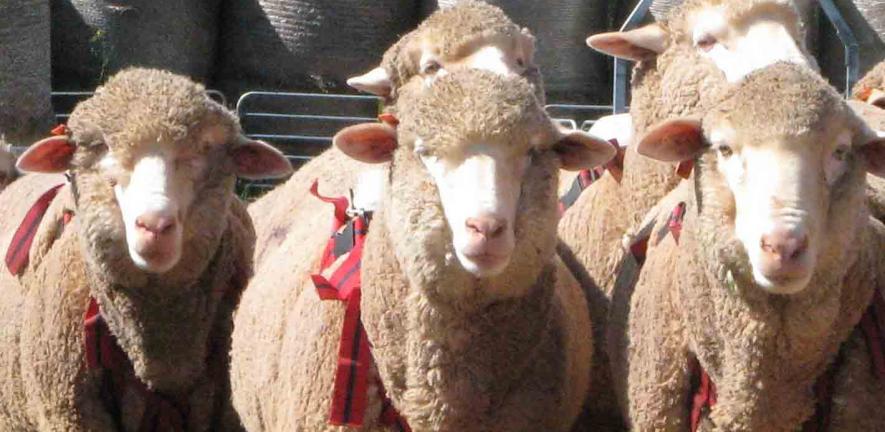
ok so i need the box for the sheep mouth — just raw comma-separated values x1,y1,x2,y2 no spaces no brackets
457,251,511,278
752,269,812,295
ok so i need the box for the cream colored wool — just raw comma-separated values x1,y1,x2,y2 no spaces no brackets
0,69,256,431
557,2,809,427
231,70,593,431
250,1,541,268
610,63,885,431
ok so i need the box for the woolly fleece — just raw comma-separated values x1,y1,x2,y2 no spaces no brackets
610,63,885,431
557,2,808,427
0,68,256,431
250,0,542,269
231,70,592,431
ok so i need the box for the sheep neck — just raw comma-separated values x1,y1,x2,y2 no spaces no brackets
672,169,877,429
86,224,236,394
361,207,562,429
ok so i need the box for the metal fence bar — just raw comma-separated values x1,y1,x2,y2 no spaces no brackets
613,0,653,114
817,0,860,97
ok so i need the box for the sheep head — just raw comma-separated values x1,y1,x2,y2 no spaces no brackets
17,68,292,277
347,1,539,102
638,62,885,295
335,70,614,284
588,0,811,82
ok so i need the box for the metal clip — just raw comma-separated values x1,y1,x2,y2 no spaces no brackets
346,189,365,219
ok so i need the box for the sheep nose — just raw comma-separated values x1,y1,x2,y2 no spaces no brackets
759,229,809,270
135,212,176,237
466,216,507,240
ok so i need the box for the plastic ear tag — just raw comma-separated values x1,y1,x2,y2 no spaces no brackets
378,113,399,126
51,124,70,136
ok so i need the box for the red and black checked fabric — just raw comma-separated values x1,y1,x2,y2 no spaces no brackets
84,298,189,432
5,184,65,275
8,185,192,431
310,180,411,431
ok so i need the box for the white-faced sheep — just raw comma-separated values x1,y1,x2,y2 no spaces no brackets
0,68,291,431
611,62,885,431
557,1,814,426
347,0,540,103
230,70,616,431
249,0,543,269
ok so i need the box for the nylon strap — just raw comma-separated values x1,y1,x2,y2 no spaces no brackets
310,181,411,430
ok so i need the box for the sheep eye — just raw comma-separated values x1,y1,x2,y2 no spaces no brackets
421,60,442,75
696,34,717,52
716,145,733,158
516,58,525,68
832,145,849,162
414,146,430,158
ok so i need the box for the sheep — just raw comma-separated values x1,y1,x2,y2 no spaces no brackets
249,0,543,267
610,62,885,431
346,0,540,103
557,1,814,426
230,69,616,431
0,67,292,431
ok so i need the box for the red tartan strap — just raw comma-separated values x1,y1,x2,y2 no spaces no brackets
310,184,411,428
310,180,351,269
5,183,65,275
690,358,717,432
668,202,687,244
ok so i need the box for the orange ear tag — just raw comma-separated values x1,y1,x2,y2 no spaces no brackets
51,124,70,136
378,113,399,127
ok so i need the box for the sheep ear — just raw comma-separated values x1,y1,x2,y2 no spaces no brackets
549,126,617,171
334,123,398,164
347,67,392,97
637,118,705,162
231,138,293,180
861,132,885,178
587,24,669,61
16,136,76,173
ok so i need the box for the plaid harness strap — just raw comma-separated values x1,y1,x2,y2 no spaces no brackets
5,180,232,432
309,181,410,432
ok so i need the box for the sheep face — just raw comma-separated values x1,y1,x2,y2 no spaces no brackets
639,63,885,294
588,0,809,82
335,71,614,279
348,1,537,99
675,0,809,82
17,68,291,277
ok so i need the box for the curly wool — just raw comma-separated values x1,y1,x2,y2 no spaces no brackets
558,5,809,427
0,68,254,431
231,71,592,431
612,62,885,431
381,1,525,93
